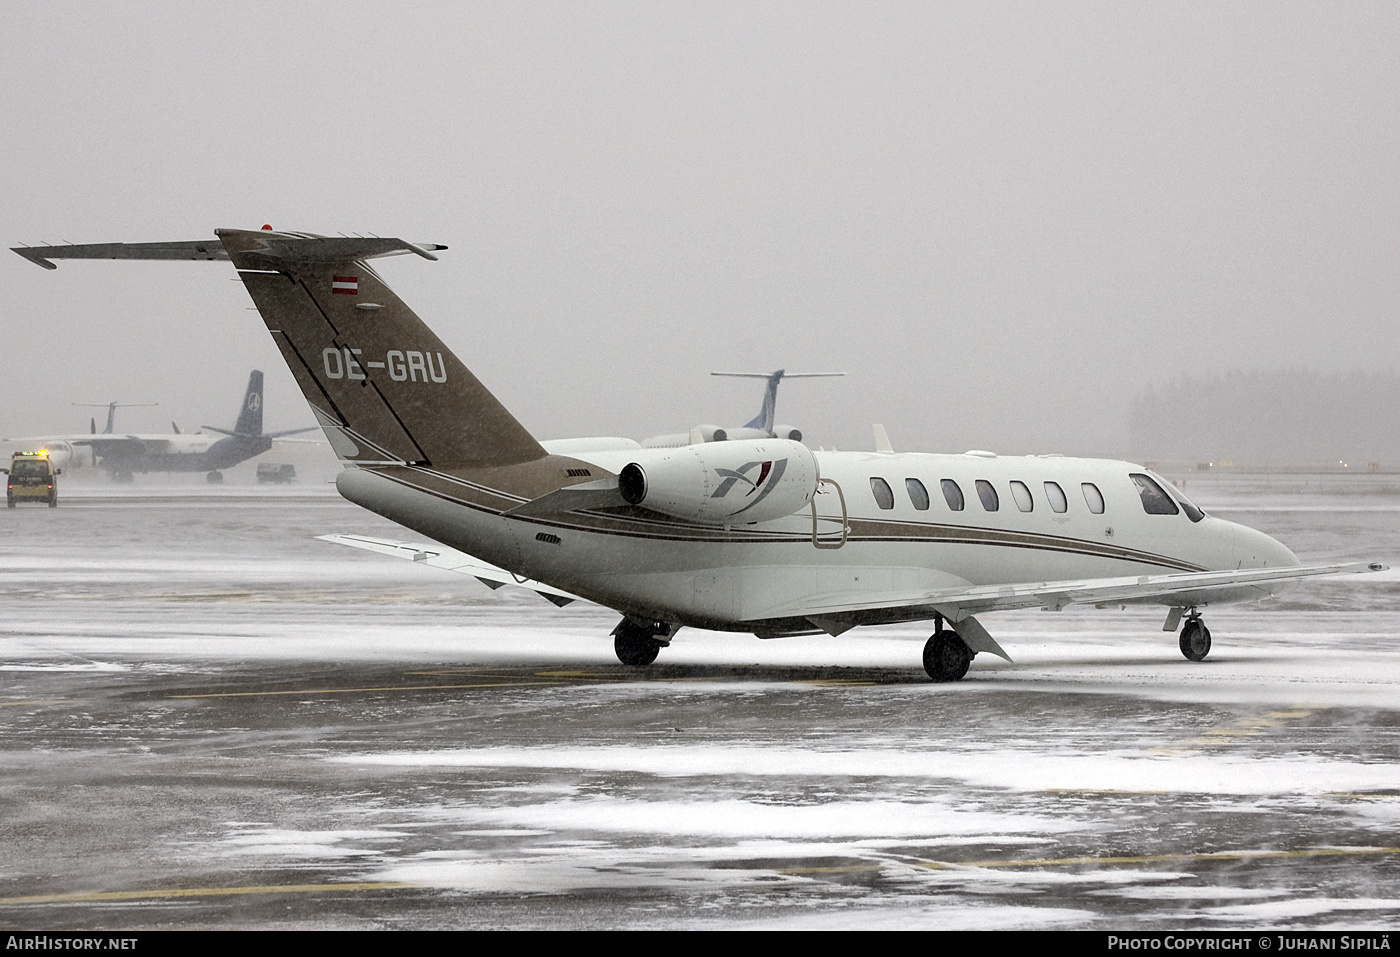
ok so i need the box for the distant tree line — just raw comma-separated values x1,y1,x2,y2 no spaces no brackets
1130,369,1400,467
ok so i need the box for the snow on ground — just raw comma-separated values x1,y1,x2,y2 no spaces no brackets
0,480,1397,928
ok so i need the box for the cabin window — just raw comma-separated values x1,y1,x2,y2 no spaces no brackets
870,477,895,510
975,479,999,511
1044,481,1068,513
905,478,930,510
941,479,965,511
1010,480,1034,512
1130,473,1180,515
1081,482,1105,514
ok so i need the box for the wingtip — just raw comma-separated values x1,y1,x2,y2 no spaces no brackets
12,247,57,269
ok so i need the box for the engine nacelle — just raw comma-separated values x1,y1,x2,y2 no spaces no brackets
618,438,818,525
773,424,802,442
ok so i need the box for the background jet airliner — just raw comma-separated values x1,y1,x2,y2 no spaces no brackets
7,371,315,482
641,370,844,448
15,230,1384,681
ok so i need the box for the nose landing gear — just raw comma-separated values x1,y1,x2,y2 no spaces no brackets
1179,614,1211,661
923,616,974,682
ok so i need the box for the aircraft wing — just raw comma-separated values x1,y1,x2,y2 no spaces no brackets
921,561,1385,619
4,434,96,446
5,434,171,454
318,534,583,607
83,435,176,455
767,561,1386,628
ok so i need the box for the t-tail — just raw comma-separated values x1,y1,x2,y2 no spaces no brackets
710,370,845,437
217,228,547,470
71,401,158,435
14,229,551,472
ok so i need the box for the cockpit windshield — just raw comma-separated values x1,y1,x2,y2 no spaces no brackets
1163,477,1206,523
1130,473,1179,515
1130,472,1206,522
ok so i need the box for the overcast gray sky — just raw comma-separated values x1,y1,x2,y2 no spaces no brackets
2,2,1396,457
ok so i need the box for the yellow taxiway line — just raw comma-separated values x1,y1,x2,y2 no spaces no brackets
0,882,416,906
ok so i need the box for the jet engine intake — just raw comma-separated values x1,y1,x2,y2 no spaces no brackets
618,438,818,524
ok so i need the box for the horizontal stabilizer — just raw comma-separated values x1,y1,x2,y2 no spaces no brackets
13,240,229,270
319,534,583,606
200,425,318,439
504,478,628,517
12,234,446,270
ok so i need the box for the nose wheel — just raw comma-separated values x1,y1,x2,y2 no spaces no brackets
923,620,973,682
1179,616,1212,661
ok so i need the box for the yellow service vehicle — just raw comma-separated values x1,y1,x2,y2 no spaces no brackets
5,450,59,508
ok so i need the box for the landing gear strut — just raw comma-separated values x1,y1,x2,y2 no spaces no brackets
1179,615,1211,661
923,616,974,682
612,618,673,667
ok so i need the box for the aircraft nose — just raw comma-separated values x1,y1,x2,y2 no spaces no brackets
1233,523,1299,569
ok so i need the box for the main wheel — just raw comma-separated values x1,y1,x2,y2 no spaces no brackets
1179,618,1211,661
923,630,971,682
6,494,13,509
613,620,661,667
48,493,57,508
206,471,224,484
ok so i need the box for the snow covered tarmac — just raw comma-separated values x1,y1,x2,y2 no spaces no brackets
1,478,1397,929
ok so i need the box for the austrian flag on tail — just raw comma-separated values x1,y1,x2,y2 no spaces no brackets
331,275,358,295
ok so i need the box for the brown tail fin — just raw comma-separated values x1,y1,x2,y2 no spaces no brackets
217,228,544,470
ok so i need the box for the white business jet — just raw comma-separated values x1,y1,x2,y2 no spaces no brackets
13,230,1384,680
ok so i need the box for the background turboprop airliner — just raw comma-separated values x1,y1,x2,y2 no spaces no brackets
13,230,1385,681
6,371,317,482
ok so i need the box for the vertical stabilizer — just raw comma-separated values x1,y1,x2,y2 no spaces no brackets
745,370,786,432
234,371,264,436
216,229,545,470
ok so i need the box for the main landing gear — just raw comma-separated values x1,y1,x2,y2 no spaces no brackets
1179,614,1212,661
206,471,224,484
612,618,675,667
923,616,974,682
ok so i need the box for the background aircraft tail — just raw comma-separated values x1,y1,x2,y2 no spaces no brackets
711,370,845,435
72,401,158,434
233,370,263,436
216,229,546,470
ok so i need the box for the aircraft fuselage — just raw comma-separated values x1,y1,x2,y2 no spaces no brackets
335,449,1297,635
